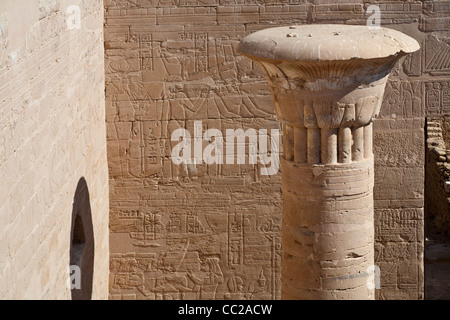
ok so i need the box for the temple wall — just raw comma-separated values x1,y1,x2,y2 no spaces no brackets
101,0,447,300
0,0,109,299
426,116,450,238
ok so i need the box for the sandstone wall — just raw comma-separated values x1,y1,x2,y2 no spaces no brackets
0,0,109,299
426,117,450,238
105,0,449,300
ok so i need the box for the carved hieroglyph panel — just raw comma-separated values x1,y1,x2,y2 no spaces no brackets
105,2,282,300
110,207,281,300
105,0,435,300
424,81,450,116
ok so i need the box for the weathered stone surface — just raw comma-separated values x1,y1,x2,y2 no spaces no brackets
426,117,450,237
2,0,448,301
0,0,109,299
104,0,445,300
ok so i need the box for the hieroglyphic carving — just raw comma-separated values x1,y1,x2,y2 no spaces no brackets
107,22,275,182
228,213,243,267
105,0,428,301
424,81,450,116
404,35,450,77
109,207,282,299
374,208,424,300
380,80,423,118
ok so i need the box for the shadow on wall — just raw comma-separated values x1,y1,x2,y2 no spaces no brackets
70,177,95,300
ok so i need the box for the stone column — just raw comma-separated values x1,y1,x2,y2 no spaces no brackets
238,25,419,300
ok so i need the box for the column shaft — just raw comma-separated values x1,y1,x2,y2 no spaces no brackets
281,157,375,299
